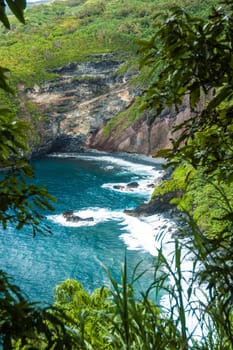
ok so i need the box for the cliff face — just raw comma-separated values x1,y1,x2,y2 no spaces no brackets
18,52,192,157
88,102,191,155
19,53,136,156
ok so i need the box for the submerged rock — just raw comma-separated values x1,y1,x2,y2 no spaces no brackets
63,210,75,218
113,185,124,190
126,181,139,188
113,182,139,191
63,210,94,222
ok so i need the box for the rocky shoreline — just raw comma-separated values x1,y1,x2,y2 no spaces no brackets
18,50,187,220
124,190,181,218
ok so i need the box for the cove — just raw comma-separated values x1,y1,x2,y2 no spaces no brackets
0,151,172,304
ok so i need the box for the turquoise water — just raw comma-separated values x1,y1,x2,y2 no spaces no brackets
0,152,169,304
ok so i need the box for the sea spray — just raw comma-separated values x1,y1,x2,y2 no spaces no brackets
146,215,207,340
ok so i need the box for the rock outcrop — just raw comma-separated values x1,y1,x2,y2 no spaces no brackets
18,52,193,157
63,210,94,223
88,97,192,155
124,190,183,217
19,52,137,156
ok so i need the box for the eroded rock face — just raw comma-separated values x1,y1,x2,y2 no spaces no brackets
88,97,192,155
19,53,137,156
18,52,195,157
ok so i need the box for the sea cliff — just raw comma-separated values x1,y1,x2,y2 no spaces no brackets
18,52,192,158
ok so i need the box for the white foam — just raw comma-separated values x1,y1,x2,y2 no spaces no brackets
104,165,114,170
102,175,161,197
48,152,164,177
81,155,156,174
48,208,175,258
143,215,207,339
47,151,204,338
48,208,124,227
49,152,164,198
122,214,207,339
119,214,175,256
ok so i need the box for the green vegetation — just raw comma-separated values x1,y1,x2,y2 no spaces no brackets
1,0,233,349
0,3,74,349
0,0,221,140
138,0,233,348
0,0,219,86
0,270,78,349
52,259,189,350
152,164,233,237
102,96,145,136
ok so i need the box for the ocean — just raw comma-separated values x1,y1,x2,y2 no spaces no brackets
0,151,174,304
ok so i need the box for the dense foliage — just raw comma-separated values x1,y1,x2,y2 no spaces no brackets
1,0,233,349
0,0,56,235
139,0,233,180
139,0,233,347
0,3,75,349
0,0,218,85
0,270,78,349
52,258,193,350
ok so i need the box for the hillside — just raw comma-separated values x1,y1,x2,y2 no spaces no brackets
0,0,219,156
1,1,233,348
2,0,219,82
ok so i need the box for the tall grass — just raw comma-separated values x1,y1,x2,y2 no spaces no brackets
99,219,233,350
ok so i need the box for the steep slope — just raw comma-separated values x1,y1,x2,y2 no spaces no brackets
0,0,219,156
88,99,192,155
19,53,137,155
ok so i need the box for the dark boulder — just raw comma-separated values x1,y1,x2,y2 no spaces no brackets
127,182,139,188
63,210,94,222
63,210,74,218
67,215,94,223
113,185,124,190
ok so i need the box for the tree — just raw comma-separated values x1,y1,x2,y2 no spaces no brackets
53,262,183,350
0,270,78,349
139,0,233,181
0,3,77,348
0,1,55,235
54,279,114,349
138,0,233,346
0,0,26,91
